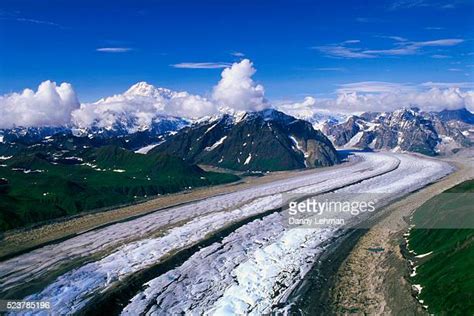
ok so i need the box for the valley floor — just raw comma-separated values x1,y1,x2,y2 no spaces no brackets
0,151,455,314
0,164,347,260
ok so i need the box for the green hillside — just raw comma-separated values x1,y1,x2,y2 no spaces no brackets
0,146,239,232
408,180,474,315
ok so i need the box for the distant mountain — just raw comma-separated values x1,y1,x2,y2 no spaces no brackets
0,126,69,145
71,115,188,139
436,108,474,125
71,82,190,137
0,83,190,146
151,109,339,171
323,108,473,155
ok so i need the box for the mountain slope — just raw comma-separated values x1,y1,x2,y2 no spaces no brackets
323,108,473,155
0,146,238,231
151,109,339,171
437,108,474,125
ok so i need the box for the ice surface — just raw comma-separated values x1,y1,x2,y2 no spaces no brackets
1,152,452,315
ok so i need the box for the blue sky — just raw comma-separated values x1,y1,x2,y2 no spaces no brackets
1,0,473,102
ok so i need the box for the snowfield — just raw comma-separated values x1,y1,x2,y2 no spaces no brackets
0,152,452,315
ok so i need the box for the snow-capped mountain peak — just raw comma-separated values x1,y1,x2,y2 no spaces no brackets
124,82,175,99
323,107,473,155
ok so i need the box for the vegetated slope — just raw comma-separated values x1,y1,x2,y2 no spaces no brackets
151,109,339,171
408,180,474,314
0,145,238,232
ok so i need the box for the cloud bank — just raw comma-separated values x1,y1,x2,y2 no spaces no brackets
1,61,473,131
71,82,217,131
278,82,474,117
0,81,79,129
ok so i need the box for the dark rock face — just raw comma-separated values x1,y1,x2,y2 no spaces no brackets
151,109,340,171
437,108,474,125
323,116,360,147
323,108,473,156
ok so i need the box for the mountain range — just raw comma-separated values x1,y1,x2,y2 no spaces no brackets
1,82,474,231
322,107,473,156
150,109,340,171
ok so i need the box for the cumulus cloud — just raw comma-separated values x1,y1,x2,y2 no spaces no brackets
71,82,217,130
278,84,474,116
212,59,268,112
72,59,268,130
164,92,216,118
0,80,79,129
278,97,319,119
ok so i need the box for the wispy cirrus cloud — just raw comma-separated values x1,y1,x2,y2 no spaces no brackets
96,47,133,53
316,67,346,71
425,26,445,30
431,54,451,58
230,51,245,57
13,17,61,27
170,62,232,69
0,10,63,28
422,81,474,89
312,45,375,59
389,0,461,10
314,37,464,58
336,81,415,94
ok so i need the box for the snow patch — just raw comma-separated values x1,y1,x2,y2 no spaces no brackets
205,136,227,151
345,132,363,148
244,154,252,165
135,143,161,154
415,251,433,259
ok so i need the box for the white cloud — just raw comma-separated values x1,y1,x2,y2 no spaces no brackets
3,59,268,131
421,81,474,89
212,59,268,111
0,81,79,129
278,83,474,115
336,81,415,94
315,38,464,58
278,96,318,118
170,62,231,69
13,17,61,27
96,47,132,53
230,51,245,57
313,45,375,59
316,67,346,71
164,92,216,118
71,82,217,130
389,0,460,10
431,54,450,58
